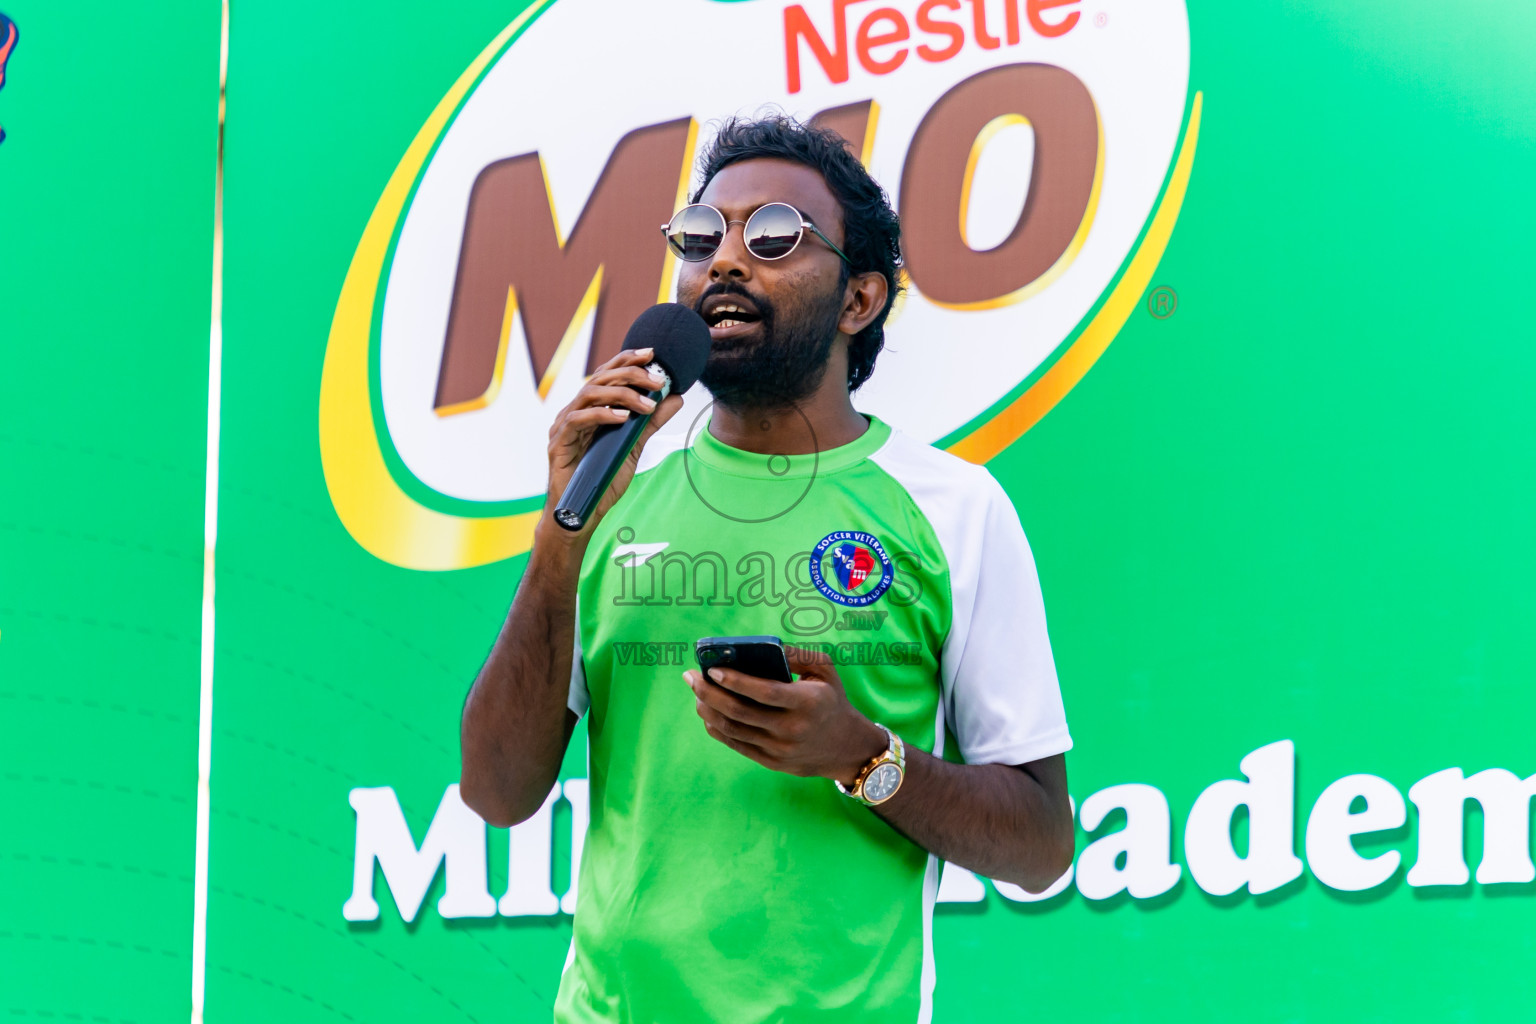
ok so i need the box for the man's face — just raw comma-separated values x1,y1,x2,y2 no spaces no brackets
676,158,850,409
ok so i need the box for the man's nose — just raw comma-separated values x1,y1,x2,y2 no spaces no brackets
707,222,753,283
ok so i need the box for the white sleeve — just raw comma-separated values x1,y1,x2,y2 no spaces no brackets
940,473,1071,766
871,432,1071,766
568,648,589,717
568,602,589,717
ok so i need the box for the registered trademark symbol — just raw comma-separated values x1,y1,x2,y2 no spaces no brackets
1147,285,1178,319
1094,11,1108,27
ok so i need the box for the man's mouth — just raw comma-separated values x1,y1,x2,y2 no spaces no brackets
701,294,765,338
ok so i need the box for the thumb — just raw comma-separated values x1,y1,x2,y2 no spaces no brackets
785,644,836,681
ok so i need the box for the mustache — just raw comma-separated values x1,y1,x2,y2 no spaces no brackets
691,281,775,325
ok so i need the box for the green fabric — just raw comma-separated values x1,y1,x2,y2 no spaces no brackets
556,416,952,1023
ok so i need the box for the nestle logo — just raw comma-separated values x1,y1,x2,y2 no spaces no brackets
784,0,1082,94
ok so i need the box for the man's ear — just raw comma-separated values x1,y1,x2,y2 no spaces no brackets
839,271,889,337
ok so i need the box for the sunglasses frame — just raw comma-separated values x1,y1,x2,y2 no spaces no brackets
661,201,852,265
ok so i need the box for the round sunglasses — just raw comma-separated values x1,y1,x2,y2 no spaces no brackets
661,202,851,264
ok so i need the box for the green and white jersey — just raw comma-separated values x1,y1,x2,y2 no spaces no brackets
554,415,1070,1024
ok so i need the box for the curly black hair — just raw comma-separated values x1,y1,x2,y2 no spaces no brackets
691,115,904,392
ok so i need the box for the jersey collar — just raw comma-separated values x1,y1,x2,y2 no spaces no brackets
689,414,892,480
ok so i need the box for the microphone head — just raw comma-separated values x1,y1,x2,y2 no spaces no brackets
622,303,712,394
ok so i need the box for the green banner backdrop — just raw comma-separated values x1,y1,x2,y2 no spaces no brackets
6,0,1536,1020
0,3,220,1021
215,0,1536,1019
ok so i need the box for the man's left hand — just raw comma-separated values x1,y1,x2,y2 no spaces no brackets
683,647,888,786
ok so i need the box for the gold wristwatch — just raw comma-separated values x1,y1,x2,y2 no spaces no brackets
836,724,906,806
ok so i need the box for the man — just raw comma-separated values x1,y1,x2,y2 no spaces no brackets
461,115,1074,1023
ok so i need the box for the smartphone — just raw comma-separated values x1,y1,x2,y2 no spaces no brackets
695,635,794,683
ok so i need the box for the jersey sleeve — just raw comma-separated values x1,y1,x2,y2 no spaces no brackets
568,601,590,717
569,645,589,717
940,473,1071,766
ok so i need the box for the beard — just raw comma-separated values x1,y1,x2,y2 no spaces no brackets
689,275,845,410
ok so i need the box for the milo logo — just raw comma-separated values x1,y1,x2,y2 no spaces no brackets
320,0,1199,570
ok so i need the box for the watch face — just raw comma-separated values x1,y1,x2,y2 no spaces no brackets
864,762,902,803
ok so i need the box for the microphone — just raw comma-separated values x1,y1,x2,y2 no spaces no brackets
552,303,711,531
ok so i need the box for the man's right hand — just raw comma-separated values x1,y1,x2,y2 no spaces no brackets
542,346,685,540
462,348,685,827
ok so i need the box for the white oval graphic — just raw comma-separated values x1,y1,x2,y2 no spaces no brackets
368,0,1191,508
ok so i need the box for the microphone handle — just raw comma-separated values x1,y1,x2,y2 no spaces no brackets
552,384,667,532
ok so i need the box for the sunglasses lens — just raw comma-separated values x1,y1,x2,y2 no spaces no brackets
744,203,805,260
666,205,725,261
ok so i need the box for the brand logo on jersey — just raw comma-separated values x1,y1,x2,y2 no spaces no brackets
810,531,894,607
611,540,669,567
